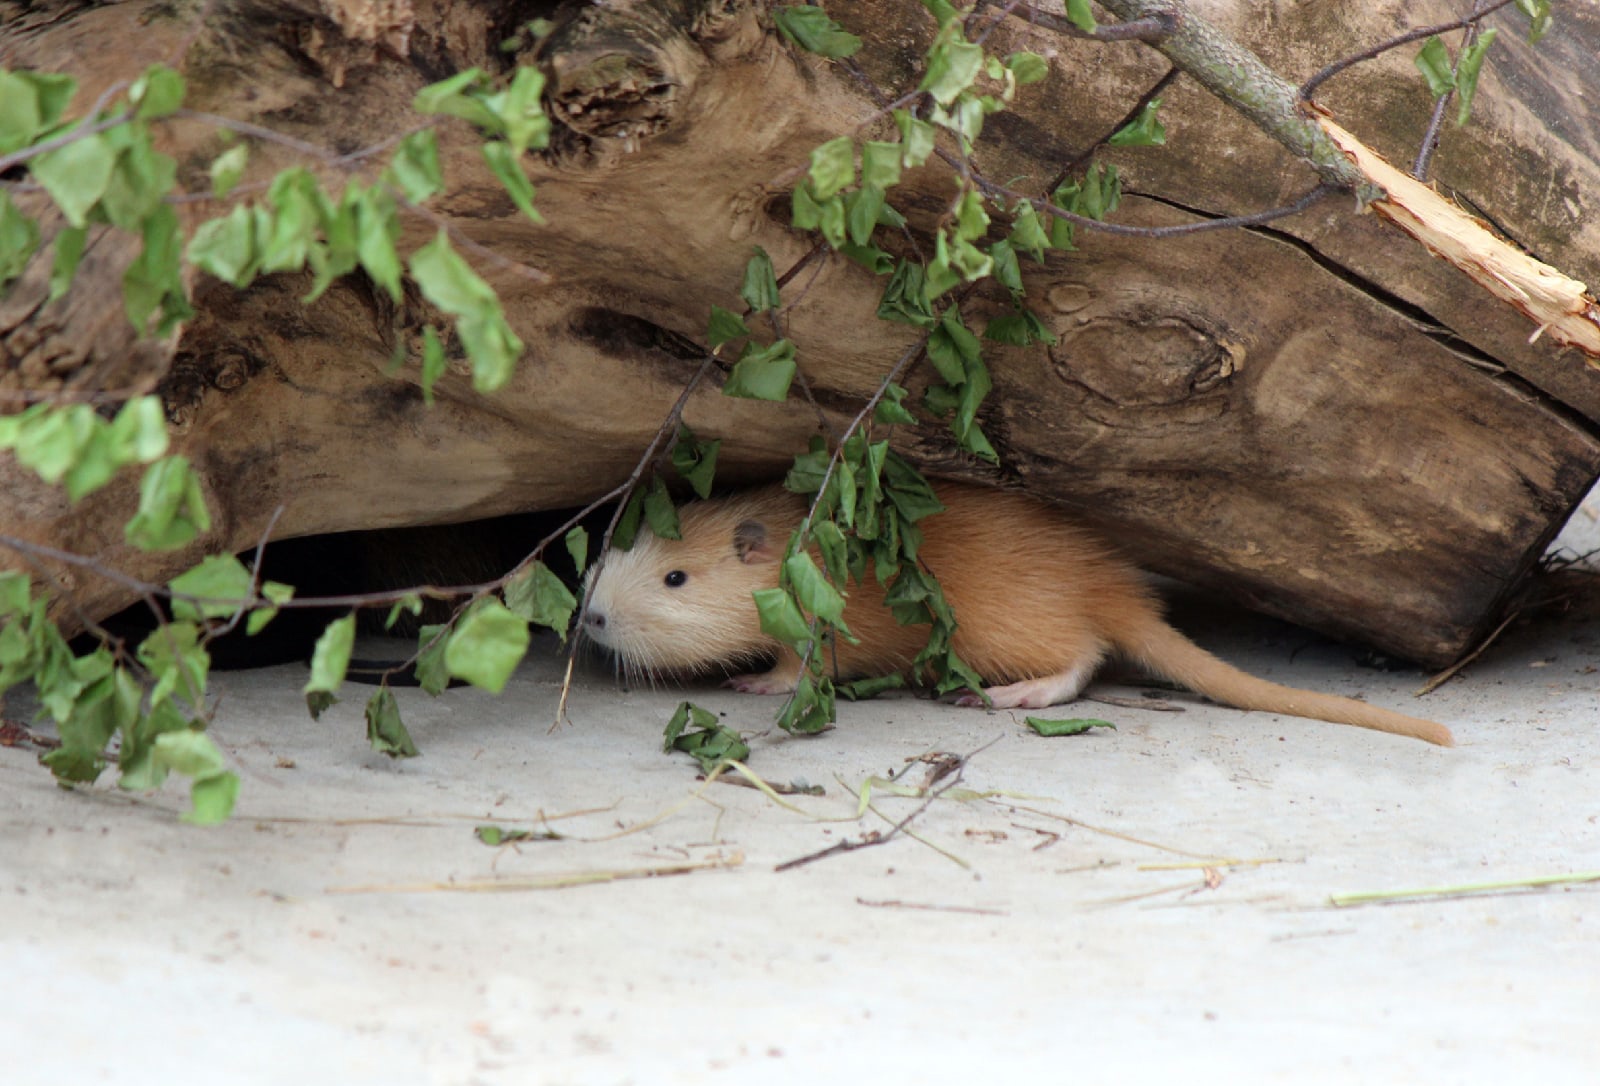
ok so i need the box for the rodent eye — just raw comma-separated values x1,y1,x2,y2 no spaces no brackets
664,570,688,588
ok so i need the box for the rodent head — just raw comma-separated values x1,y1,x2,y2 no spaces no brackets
580,488,803,680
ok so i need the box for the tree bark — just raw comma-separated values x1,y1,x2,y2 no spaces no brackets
2,0,1598,666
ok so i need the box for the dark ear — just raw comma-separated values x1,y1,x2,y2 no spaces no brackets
733,519,776,564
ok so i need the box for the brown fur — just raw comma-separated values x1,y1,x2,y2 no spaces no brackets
582,483,1454,746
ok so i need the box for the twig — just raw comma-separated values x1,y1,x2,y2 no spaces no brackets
1330,871,1600,908
1046,66,1182,195
1297,0,1516,103
327,851,745,894
856,897,1008,916
1085,692,1185,712
774,736,997,872
1413,0,1492,181
555,350,723,726
1414,609,1517,696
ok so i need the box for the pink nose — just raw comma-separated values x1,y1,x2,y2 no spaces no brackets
583,610,606,630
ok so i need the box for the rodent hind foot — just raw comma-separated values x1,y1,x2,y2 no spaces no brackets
724,672,798,696
966,667,1096,711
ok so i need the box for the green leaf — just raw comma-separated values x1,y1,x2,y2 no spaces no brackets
248,580,294,636
1108,97,1166,147
893,109,936,168
921,38,984,107
10,402,93,486
482,66,550,156
925,304,980,384
989,237,1022,292
149,727,228,778
1415,36,1456,97
724,338,797,401
663,699,719,749
670,425,720,499
475,824,560,845
482,139,543,223
1455,29,1497,126
807,136,855,200
839,241,894,275
1066,0,1097,32
168,553,254,621
187,203,260,287
707,305,750,349
46,223,85,302
419,325,447,404
791,181,823,232
209,143,249,198
1006,52,1049,86
838,673,906,700
124,455,211,552
388,129,443,203
876,260,935,327
415,623,451,695
0,191,41,291
413,68,499,131
383,593,423,632
776,671,835,734
663,700,749,772
565,526,590,576
445,599,529,694
42,746,106,784
137,622,210,709
954,188,990,242
122,201,192,334
31,133,117,228
1025,716,1116,737
130,65,186,120
753,587,812,647
860,141,903,189
407,230,524,393
97,131,176,233
740,246,780,313
0,571,29,617
503,561,578,637
612,486,646,551
365,685,419,758
783,551,848,629
815,190,847,248
1009,201,1049,261
305,690,338,719
643,475,681,540
1514,0,1551,42
305,614,356,708
355,185,402,303
184,770,240,825
772,6,863,58
0,71,45,156
846,184,885,247
874,382,919,426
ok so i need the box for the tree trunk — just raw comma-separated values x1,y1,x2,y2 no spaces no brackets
2,0,1598,666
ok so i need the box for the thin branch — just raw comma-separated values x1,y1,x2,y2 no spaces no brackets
774,737,998,872
1297,0,1516,103
1413,0,1492,181
1092,0,1374,198
973,165,1338,238
1046,66,1182,195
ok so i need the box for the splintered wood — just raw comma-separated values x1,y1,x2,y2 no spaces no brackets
1318,115,1600,362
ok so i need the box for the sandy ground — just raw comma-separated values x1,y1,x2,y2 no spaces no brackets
3,523,1599,1084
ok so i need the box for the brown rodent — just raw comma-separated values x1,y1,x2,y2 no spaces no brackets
581,483,1454,746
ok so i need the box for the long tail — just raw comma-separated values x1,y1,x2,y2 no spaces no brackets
1113,618,1454,747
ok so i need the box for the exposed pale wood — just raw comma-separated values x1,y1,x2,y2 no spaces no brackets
2,0,1599,666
